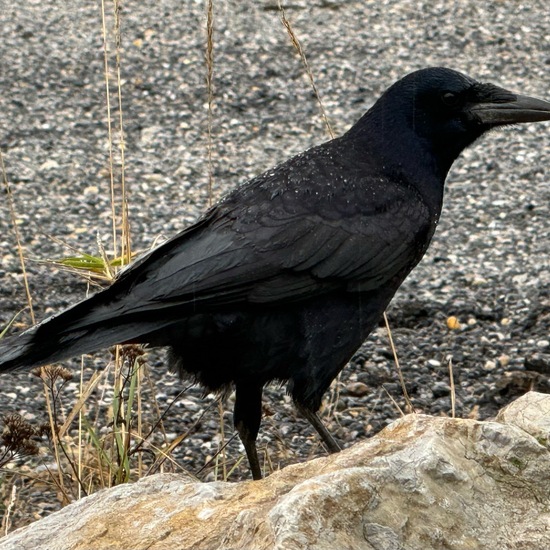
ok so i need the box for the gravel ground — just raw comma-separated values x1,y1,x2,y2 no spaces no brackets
1,0,549,529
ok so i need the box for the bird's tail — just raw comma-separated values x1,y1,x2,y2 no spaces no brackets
0,291,173,373
0,328,45,373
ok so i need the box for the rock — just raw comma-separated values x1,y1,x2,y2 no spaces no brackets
345,381,370,397
525,353,550,375
432,381,451,396
496,391,550,447
1,392,550,550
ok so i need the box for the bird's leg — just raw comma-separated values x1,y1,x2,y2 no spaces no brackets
233,382,264,480
295,402,341,453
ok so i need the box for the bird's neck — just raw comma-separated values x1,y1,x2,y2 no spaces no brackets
345,121,448,212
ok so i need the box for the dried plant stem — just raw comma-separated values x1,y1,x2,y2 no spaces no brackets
217,399,227,480
206,0,215,206
112,346,125,476
0,149,35,324
41,377,69,502
448,356,456,418
197,431,238,478
383,312,414,414
278,1,334,139
113,0,131,264
78,357,84,500
146,395,219,474
100,0,118,258
136,357,144,477
2,484,17,536
382,385,405,417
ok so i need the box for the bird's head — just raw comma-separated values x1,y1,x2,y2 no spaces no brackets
354,67,550,177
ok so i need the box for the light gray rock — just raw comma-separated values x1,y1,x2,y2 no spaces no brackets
496,391,550,447
1,392,549,550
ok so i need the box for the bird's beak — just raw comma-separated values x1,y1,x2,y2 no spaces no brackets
470,92,550,125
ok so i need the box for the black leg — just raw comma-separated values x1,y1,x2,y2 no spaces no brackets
295,402,341,453
233,383,264,480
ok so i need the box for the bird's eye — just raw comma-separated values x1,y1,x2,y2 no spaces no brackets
441,91,460,107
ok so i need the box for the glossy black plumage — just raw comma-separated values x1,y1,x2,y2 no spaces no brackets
2,67,550,479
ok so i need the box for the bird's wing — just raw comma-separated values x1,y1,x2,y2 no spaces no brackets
248,186,432,302
108,170,432,314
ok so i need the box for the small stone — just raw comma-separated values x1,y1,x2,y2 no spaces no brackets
524,354,550,375
346,382,370,397
432,382,451,397
446,316,461,330
39,159,60,170
484,361,497,371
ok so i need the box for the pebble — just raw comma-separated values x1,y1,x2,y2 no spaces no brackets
446,316,461,330
345,382,371,397
432,382,451,397
484,361,497,371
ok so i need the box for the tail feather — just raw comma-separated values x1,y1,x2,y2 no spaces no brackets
0,292,176,373
0,323,133,373
0,330,41,372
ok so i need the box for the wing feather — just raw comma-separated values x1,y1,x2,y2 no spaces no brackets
85,145,435,320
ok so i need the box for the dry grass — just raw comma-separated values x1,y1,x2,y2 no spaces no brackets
0,150,35,325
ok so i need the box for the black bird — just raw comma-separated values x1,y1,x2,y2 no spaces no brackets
1,68,549,479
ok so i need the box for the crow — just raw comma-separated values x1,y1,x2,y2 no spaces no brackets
1,68,549,479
